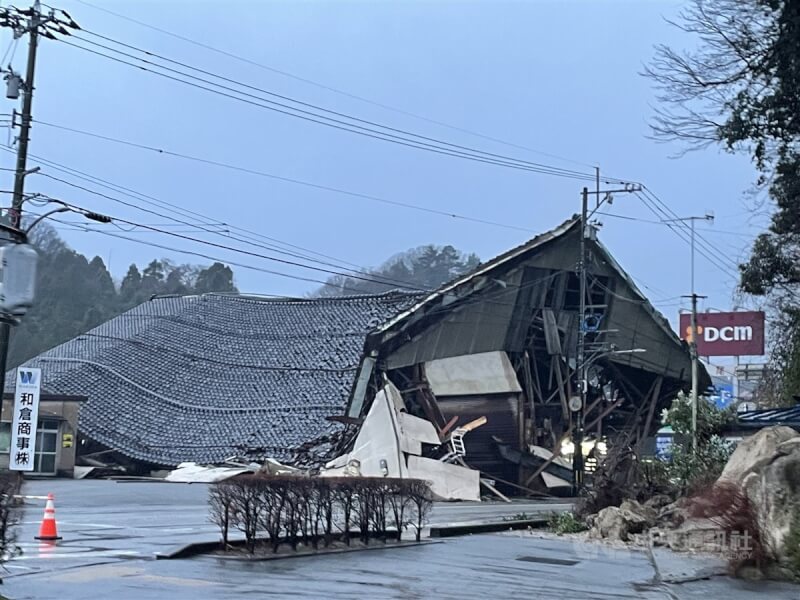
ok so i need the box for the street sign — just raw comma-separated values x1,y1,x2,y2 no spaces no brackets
9,367,41,471
708,375,735,410
679,311,765,356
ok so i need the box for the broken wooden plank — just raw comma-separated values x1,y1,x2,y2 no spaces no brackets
480,478,512,503
553,359,569,420
439,415,460,438
460,416,488,433
637,376,664,452
542,309,562,355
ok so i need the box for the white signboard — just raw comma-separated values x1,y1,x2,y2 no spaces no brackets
9,368,41,471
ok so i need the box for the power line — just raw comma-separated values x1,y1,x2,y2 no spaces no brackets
40,192,431,291
2,148,390,278
639,186,741,273
46,214,384,293
598,211,760,238
37,170,418,286
73,0,598,171
58,38,601,181
1,145,442,291
31,120,539,233
18,149,372,272
633,189,740,280
75,29,606,182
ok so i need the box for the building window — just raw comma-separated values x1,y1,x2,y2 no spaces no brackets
34,420,60,475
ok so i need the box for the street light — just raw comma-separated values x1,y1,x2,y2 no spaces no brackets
662,213,714,454
0,199,111,394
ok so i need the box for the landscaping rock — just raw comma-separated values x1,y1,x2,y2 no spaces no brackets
589,506,629,541
643,494,673,512
739,436,800,564
657,499,689,528
649,517,724,552
719,426,799,485
620,499,658,529
589,501,654,541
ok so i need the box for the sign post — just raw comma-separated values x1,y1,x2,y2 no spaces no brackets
9,367,41,471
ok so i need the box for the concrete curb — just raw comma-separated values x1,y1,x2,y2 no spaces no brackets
156,538,440,561
429,517,549,537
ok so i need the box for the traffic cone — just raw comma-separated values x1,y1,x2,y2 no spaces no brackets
34,493,61,541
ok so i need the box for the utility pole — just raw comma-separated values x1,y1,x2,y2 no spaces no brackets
572,180,641,496
668,213,713,453
573,186,589,494
0,2,78,402
9,1,40,229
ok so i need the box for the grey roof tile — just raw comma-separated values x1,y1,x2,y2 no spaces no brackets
6,291,422,466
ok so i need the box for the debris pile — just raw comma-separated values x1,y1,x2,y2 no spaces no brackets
321,381,482,501
586,426,800,580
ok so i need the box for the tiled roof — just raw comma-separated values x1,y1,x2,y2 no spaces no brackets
6,292,422,466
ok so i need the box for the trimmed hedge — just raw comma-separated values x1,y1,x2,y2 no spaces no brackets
209,476,433,553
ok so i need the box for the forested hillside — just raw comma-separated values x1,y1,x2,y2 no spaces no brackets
8,224,237,367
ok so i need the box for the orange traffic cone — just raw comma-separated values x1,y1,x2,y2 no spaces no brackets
34,493,61,541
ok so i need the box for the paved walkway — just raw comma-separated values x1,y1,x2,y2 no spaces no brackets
1,480,797,599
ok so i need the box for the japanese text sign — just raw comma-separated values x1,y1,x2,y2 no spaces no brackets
9,368,41,471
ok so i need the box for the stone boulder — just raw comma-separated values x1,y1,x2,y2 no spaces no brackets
589,506,629,541
650,517,725,552
620,499,657,530
719,425,799,484
738,436,800,561
589,501,654,541
656,499,690,528
644,494,674,512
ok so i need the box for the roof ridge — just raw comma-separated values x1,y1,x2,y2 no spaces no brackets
146,290,426,305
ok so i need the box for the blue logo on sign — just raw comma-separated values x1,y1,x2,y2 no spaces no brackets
19,371,36,385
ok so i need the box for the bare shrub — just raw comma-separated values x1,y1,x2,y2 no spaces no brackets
385,479,410,541
227,475,265,553
207,475,434,553
687,481,773,571
352,478,374,545
330,478,355,546
0,471,22,562
261,476,288,553
208,481,234,548
406,479,433,542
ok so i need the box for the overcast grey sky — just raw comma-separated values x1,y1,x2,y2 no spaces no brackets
0,0,765,331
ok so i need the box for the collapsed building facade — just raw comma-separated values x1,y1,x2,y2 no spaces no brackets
7,217,703,491
335,217,705,494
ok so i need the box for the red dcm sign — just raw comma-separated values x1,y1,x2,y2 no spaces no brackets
679,311,765,357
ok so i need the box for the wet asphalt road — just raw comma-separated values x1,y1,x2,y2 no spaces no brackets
2,480,798,599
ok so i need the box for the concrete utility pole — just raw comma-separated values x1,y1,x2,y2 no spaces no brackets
0,2,41,402
0,2,78,400
572,179,641,496
9,2,40,230
574,186,589,493
668,213,713,453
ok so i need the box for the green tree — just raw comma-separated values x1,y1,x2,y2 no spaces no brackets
7,224,238,367
646,0,800,404
119,264,142,307
194,262,237,294
313,244,479,297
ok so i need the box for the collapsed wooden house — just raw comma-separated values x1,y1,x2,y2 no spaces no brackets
338,217,706,493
